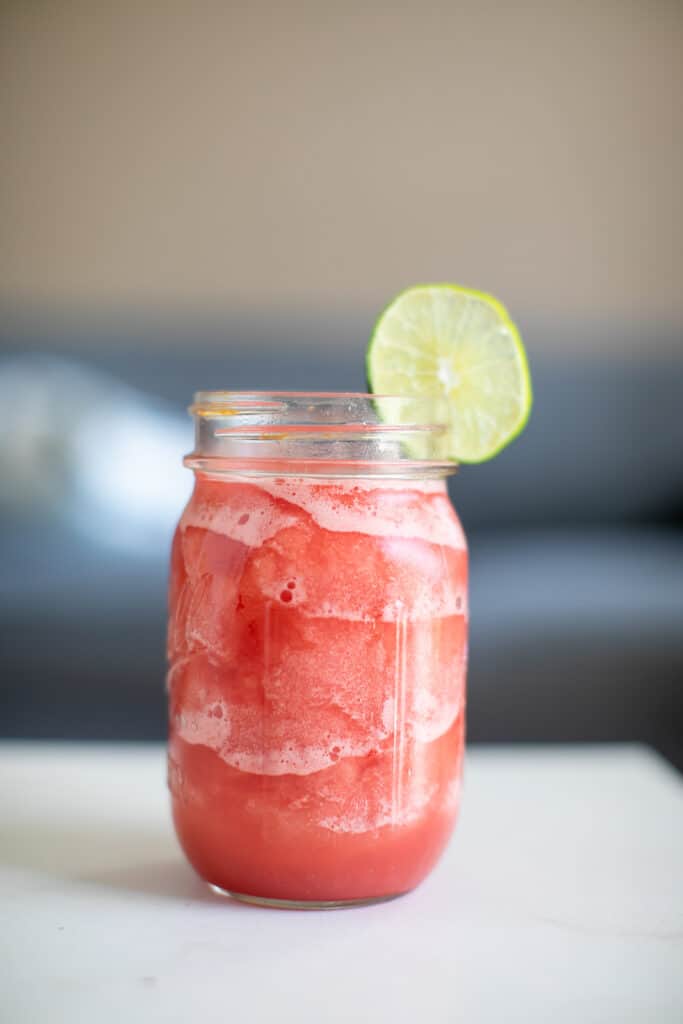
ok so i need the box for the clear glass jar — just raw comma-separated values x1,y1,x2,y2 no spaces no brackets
167,392,467,908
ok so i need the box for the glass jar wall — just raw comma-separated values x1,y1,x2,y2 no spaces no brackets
167,393,467,907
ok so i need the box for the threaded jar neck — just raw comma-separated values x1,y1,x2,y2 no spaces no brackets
185,391,457,479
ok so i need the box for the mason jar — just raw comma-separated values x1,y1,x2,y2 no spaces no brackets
167,392,467,908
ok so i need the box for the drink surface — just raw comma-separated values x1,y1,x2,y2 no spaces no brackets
168,472,468,902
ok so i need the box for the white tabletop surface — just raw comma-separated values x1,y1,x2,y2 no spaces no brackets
1,742,681,1023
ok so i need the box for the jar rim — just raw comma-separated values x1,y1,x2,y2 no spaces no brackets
191,390,444,416
186,391,457,477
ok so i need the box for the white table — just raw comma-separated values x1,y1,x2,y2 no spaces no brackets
1,743,681,1023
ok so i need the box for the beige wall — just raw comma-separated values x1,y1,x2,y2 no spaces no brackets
1,1,682,339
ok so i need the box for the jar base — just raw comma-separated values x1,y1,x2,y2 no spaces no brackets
208,884,406,910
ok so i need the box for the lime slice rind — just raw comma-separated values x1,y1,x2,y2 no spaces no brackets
366,284,532,463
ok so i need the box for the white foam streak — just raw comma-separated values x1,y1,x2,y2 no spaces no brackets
175,698,462,777
181,493,298,547
256,477,466,550
185,476,466,551
318,783,438,834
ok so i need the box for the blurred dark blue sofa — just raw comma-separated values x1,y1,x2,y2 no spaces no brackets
1,313,681,767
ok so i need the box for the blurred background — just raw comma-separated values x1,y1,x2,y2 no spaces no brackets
1,1,681,766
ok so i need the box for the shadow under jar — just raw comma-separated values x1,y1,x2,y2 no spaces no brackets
167,392,468,908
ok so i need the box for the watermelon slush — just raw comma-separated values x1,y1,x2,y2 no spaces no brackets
167,473,467,903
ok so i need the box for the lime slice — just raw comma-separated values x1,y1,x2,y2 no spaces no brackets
366,284,532,463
